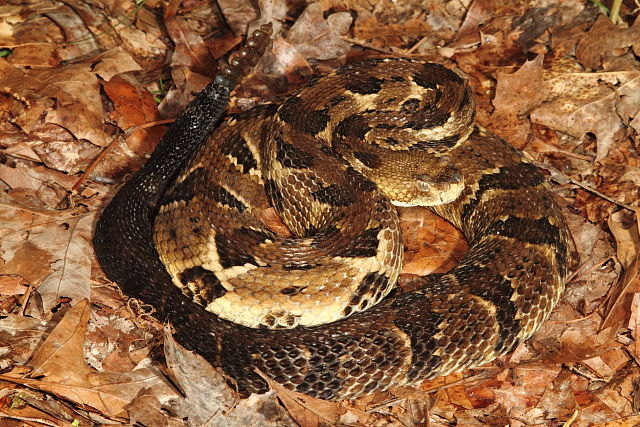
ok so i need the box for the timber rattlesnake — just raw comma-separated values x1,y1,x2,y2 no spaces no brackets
94,26,571,400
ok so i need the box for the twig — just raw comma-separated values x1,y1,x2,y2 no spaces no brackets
534,161,636,212
341,37,401,56
72,128,121,193
610,0,623,24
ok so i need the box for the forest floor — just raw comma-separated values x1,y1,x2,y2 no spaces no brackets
0,0,639,425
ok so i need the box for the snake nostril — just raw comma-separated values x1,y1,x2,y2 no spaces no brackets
448,167,463,183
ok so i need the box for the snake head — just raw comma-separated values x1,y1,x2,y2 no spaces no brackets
385,154,464,207
414,159,464,206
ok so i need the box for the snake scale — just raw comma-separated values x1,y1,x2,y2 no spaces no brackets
94,27,571,401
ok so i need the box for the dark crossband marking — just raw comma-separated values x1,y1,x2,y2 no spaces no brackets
218,132,257,173
406,110,451,130
485,216,568,272
400,98,421,114
353,151,381,169
312,183,355,206
356,272,388,296
477,163,544,191
264,178,285,211
310,224,339,244
334,115,370,140
161,167,202,205
279,96,330,135
329,94,347,106
280,285,307,295
283,263,316,271
375,123,397,130
408,135,461,151
413,63,464,89
275,136,315,169
461,163,546,224
336,226,381,258
345,76,384,95
393,296,445,380
459,87,472,112
345,167,377,192
215,227,270,269
343,272,390,313
179,266,227,302
207,184,247,212
456,263,520,354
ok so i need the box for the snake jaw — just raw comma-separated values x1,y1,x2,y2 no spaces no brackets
414,164,464,206
415,175,433,193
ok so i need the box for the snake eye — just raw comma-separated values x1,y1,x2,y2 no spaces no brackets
415,175,432,192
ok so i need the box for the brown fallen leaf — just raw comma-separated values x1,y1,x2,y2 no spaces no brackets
92,48,143,82
530,70,640,160
608,210,640,270
257,369,379,426
0,313,50,366
0,60,105,149
271,36,314,85
217,0,259,35
593,415,640,427
575,15,640,71
601,258,640,340
286,2,353,61
1,300,178,420
491,54,547,147
354,14,432,40
164,328,296,426
398,206,467,276
103,76,167,156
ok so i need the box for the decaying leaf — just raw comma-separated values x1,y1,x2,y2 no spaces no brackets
1,0,639,424
286,3,352,60
1,300,178,420
164,328,296,426
531,70,640,160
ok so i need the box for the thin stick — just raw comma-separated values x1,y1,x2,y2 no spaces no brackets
72,128,121,193
341,37,401,56
535,161,636,212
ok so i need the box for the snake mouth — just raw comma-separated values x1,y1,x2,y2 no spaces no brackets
415,175,433,192
414,170,465,206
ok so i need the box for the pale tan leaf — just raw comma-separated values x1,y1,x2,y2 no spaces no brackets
258,369,377,426
164,328,296,426
608,210,640,270
15,300,178,418
29,300,92,383
286,3,352,60
92,48,142,81
0,60,105,148
530,71,640,159
37,213,94,312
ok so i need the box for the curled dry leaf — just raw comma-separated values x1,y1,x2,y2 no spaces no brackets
608,210,640,270
0,61,105,148
576,15,640,71
354,14,432,40
92,48,143,81
491,54,547,147
164,328,296,426
258,369,378,427
4,300,178,419
398,206,467,276
103,76,167,156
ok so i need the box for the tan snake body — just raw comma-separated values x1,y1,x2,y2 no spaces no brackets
94,28,571,400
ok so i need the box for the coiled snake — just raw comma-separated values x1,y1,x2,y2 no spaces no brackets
94,27,571,400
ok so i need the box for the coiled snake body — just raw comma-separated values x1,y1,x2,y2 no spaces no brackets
94,29,571,400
